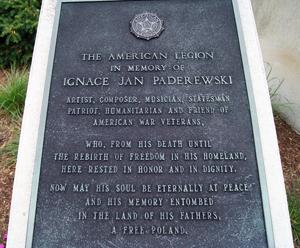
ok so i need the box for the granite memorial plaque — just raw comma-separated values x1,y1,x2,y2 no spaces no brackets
7,0,294,247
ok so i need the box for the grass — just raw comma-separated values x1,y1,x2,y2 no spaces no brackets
0,127,20,167
265,62,293,116
0,67,28,119
0,67,25,168
288,192,300,246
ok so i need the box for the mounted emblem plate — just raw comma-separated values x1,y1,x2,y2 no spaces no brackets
130,12,164,40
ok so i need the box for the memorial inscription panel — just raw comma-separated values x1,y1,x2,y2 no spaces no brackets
30,0,269,247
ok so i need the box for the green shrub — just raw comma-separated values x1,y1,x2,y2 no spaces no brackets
0,0,41,68
0,67,28,119
288,193,300,246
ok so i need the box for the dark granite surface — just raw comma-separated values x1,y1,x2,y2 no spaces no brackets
31,0,268,247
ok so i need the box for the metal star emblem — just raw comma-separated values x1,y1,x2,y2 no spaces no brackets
130,12,164,40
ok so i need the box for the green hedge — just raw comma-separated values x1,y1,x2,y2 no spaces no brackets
0,0,41,68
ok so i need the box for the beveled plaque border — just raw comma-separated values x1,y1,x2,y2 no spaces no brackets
6,0,294,247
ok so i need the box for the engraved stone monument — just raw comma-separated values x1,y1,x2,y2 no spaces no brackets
7,0,294,247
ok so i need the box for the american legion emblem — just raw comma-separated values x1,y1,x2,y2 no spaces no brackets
130,12,164,40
